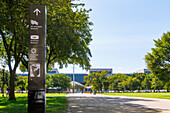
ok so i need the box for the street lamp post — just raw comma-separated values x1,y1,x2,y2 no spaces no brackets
73,64,75,93
2,66,5,97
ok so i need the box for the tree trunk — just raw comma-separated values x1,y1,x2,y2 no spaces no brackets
8,70,16,100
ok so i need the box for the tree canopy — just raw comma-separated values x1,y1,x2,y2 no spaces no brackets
20,0,93,71
49,73,71,90
108,74,128,91
0,0,93,100
84,71,108,91
145,32,170,89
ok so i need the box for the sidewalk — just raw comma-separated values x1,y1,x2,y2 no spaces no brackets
67,93,170,113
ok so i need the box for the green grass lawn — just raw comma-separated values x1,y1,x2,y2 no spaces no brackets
46,93,68,97
0,93,68,113
101,92,170,99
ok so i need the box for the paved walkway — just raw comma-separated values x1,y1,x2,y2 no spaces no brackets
67,93,170,113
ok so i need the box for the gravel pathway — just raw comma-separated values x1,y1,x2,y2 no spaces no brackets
67,93,170,113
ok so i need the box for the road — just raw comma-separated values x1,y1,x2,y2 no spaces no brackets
67,93,170,113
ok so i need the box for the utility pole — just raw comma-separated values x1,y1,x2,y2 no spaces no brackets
73,64,75,93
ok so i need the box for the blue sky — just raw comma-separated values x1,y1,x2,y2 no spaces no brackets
4,0,167,74
57,0,170,74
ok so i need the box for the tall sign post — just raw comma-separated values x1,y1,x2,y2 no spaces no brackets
28,5,47,113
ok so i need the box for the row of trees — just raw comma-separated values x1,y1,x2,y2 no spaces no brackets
1,70,168,93
84,71,167,92
0,70,28,93
0,72,71,93
84,31,170,92
0,0,93,100
46,73,71,91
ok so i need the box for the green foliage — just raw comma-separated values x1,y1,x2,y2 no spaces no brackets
150,74,164,91
45,0,93,70
0,0,30,99
19,63,28,73
50,74,71,90
0,70,9,91
13,0,93,71
131,73,146,82
128,77,140,91
145,32,170,89
98,73,167,92
84,71,108,91
15,75,28,91
0,0,93,99
108,74,128,90
109,75,140,91
46,73,52,89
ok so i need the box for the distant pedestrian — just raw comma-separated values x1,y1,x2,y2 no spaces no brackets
90,90,92,94
93,91,96,95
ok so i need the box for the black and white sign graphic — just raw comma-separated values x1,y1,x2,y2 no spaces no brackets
30,63,40,77
33,8,41,16
31,48,37,54
31,35,39,39
30,48,38,61
31,20,39,25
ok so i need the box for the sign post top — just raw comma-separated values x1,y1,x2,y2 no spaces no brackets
29,5,47,19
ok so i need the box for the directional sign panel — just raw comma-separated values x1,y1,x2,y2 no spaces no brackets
28,5,46,113
29,5,46,90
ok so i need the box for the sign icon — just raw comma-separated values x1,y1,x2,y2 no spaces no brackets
33,8,41,16
31,48,37,54
30,63,40,77
31,20,38,25
31,35,39,39
30,54,36,59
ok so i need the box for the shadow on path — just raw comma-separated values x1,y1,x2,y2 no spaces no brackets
67,95,164,113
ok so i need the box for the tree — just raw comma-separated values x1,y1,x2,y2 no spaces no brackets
108,74,128,91
84,71,108,92
0,1,29,100
145,32,170,90
50,74,71,91
20,1,93,71
0,0,92,100
46,73,52,90
141,74,152,90
151,74,163,92
0,70,10,95
128,77,140,91
131,73,148,90
118,80,128,91
131,73,146,83
15,75,28,92
117,76,140,92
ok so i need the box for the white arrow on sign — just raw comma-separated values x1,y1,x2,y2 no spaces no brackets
33,8,41,16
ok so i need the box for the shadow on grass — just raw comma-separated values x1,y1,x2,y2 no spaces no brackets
0,97,27,113
0,96,67,113
46,97,67,113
